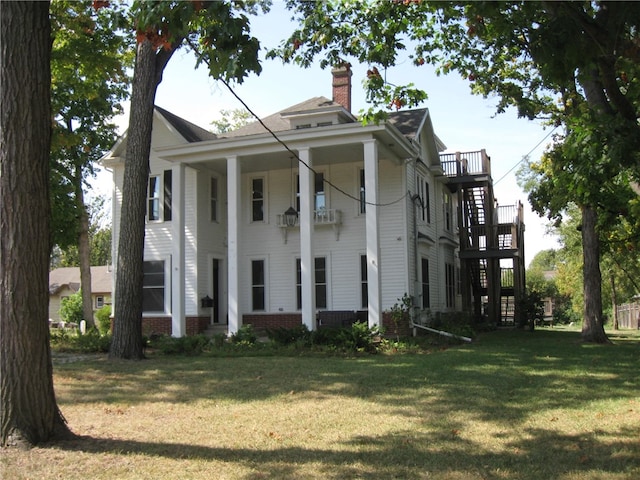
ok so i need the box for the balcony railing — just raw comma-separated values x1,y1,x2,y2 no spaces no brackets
276,208,342,242
440,150,491,178
276,208,341,227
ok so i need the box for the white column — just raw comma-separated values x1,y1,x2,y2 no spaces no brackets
364,139,381,328
227,156,241,335
171,164,186,337
299,148,316,330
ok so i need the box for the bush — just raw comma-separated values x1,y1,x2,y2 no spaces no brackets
266,324,311,346
150,334,211,355
95,305,111,335
231,324,257,345
59,290,83,325
50,328,111,353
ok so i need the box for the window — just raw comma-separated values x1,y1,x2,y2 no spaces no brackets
210,176,218,222
251,178,264,222
95,296,104,309
147,170,172,222
148,176,161,221
296,172,326,212
417,175,430,223
296,257,327,310
359,169,366,214
360,254,368,308
443,192,453,231
143,260,166,313
445,262,456,308
421,258,430,309
251,260,265,311
315,173,326,211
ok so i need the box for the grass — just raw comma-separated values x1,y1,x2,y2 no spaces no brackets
2,327,639,479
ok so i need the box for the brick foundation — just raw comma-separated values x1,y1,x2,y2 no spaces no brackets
242,313,302,333
381,311,412,338
110,316,210,337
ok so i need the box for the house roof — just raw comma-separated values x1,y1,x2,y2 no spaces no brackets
155,106,217,142
388,108,447,151
49,266,112,295
221,96,356,138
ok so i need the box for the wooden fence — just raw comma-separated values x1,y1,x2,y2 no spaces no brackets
615,302,640,329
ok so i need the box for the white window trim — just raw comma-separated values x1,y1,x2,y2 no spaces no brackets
210,175,219,223
249,256,268,312
147,174,162,223
249,174,268,224
142,255,172,316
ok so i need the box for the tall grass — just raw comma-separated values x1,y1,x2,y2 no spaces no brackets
2,328,639,479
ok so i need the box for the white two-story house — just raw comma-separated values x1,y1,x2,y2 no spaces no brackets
103,65,469,337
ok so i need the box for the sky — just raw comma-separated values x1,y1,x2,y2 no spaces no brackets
97,2,561,266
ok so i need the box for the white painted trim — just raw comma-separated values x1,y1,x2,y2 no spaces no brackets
299,148,316,330
363,139,381,328
227,156,240,335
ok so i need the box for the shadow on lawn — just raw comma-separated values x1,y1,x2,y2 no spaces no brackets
47,329,640,478
55,329,640,427
51,422,640,479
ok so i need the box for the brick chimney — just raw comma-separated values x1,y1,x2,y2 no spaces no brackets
332,63,352,112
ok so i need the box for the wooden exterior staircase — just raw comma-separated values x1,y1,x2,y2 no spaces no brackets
440,150,526,327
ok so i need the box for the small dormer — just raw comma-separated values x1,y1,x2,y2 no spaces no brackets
281,98,356,130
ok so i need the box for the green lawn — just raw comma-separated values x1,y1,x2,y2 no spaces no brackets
2,328,639,479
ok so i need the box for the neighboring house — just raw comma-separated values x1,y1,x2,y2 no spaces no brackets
102,64,525,337
49,266,113,323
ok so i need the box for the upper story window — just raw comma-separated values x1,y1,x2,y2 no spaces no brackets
251,177,264,222
417,175,431,223
359,169,366,215
443,191,453,231
296,172,326,211
210,176,218,222
147,170,172,222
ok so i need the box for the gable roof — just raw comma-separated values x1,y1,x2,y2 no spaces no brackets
388,108,446,151
49,266,112,295
221,96,356,138
155,106,217,142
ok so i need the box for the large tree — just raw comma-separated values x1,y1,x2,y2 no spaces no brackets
1,1,71,447
110,1,266,359
271,0,640,342
50,0,131,328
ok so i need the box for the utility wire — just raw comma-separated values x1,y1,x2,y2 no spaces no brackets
494,126,559,186
217,75,410,208
187,38,410,208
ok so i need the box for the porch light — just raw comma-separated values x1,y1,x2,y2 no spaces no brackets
284,206,298,227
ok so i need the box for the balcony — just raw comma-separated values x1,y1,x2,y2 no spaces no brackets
277,208,342,242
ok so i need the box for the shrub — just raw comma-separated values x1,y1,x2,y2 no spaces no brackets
150,334,211,355
266,324,311,346
95,304,112,336
59,290,83,326
50,328,111,353
231,324,257,345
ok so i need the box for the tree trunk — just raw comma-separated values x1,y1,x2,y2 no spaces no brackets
110,39,176,359
580,205,610,343
76,164,94,329
610,273,619,330
0,1,72,446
